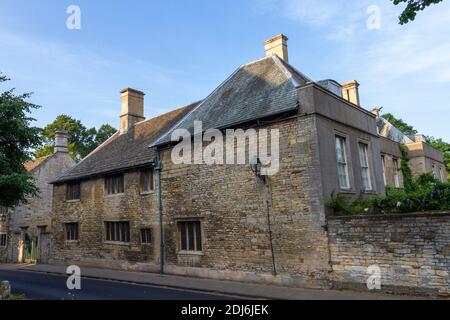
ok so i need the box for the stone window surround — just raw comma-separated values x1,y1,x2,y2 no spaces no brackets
334,130,354,193
174,217,205,256
357,138,376,194
0,233,7,247
65,222,79,242
66,181,81,202
140,168,155,195
104,174,125,196
103,221,131,245
140,228,152,245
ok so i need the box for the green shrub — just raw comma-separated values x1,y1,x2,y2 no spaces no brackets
327,174,450,215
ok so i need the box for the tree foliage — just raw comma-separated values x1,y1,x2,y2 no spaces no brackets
35,116,116,161
328,174,450,215
0,74,42,208
382,113,418,135
391,0,444,24
427,137,450,179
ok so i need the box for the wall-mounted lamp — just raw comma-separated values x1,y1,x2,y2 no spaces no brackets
250,157,266,182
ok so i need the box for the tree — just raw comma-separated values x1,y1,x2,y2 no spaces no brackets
391,0,444,24
382,113,418,135
35,115,116,161
426,137,450,179
0,74,42,208
95,124,117,146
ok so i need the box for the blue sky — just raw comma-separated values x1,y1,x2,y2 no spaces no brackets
1,0,449,140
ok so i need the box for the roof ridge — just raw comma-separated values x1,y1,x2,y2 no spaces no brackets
135,101,203,127
273,54,313,84
270,54,301,87
24,154,52,172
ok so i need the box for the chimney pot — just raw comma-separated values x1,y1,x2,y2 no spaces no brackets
264,34,289,62
54,130,69,153
120,88,145,134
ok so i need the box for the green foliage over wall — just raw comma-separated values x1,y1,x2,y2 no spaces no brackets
328,173,450,215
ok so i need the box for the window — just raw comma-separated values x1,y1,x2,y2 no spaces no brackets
335,136,350,190
65,223,79,241
440,167,444,182
141,228,152,244
178,221,202,252
431,163,437,178
358,142,372,191
381,155,387,186
140,169,154,193
67,182,81,201
105,221,130,243
393,159,400,188
0,234,6,247
105,174,124,195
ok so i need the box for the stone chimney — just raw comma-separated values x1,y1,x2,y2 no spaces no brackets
342,80,360,106
264,34,289,62
120,88,145,134
371,107,382,118
54,130,69,153
414,134,427,143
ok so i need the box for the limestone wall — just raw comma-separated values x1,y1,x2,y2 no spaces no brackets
328,212,450,296
158,116,332,288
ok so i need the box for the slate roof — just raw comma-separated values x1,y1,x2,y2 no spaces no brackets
376,116,414,144
150,54,311,147
52,103,198,184
52,54,314,183
24,155,51,172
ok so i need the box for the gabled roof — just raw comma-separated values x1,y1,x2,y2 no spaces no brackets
24,155,51,172
151,54,310,147
52,102,198,184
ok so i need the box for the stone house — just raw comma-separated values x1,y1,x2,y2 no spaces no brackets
374,113,448,187
0,131,75,263
49,35,448,288
49,91,196,270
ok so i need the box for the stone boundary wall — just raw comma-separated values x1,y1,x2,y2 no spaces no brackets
328,212,450,296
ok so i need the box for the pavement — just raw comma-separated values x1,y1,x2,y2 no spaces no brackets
0,263,429,300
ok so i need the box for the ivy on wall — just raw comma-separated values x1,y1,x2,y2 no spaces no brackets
399,144,414,192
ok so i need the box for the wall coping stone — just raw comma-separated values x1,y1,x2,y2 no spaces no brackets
328,211,450,221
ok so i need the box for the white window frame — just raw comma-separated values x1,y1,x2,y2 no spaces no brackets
381,155,387,186
358,142,373,191
335,135,351,190
393,159,400,188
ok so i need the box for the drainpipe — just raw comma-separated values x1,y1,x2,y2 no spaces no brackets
264,178,277,276
155,150,164,275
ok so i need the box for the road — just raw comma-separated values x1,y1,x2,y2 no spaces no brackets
0,270,242,300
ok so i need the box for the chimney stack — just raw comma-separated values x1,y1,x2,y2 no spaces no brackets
54,130,69,153
371,108,382,118
342,80,361,106
120,88,145,134
264,34,289,62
